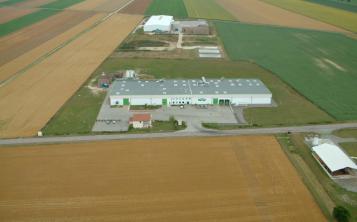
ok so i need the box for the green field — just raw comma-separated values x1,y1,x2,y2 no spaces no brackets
340,142,357,156
145,0,188,18
0,0,26,7
0,0,84,37
307,0,357,13
42,87,105,136
43,58,334,135
183,0,235,20
263,0,357,32
334,128,357,139
215,21,357,120
39,0,84,9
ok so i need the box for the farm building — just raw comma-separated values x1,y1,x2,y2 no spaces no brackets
109,78,272,106
312,143,357,176
129,113,152,129
172,20,209,35
143,15,174,33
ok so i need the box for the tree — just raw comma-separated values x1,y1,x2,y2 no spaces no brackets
333,206,350,222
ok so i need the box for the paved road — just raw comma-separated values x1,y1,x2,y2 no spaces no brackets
0,122,356,146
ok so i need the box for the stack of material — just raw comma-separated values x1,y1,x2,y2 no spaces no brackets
199,47,222,58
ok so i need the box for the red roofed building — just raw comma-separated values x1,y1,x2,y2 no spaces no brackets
129,113,152,129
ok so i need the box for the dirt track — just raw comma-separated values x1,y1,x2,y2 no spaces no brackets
0,7,37,24
0,10,95,67
121,0,152,14
217,0,348,33
0,13,142,138
0,136,326,221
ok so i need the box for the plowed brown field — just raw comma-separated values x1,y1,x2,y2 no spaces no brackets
0,13,142,138
94,0,132,12
0,10,95,67
13,0,55,8
121,0,152,14
0,136,326,221
0,7,37,24
70,0,131,12
70,0,109,11
0,13,104,83
217,0,347,33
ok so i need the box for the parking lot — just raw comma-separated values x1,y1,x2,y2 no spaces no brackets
92,97,238,132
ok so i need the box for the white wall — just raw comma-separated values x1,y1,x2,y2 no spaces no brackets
144,25,171,32
110,96,123,106
192,97,212,105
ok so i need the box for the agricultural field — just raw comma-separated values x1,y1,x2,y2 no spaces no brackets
0,0,86,36
307,0,357,13
43,58,333,135
0,14,142,138
333,128,357,139
217,0,347,33
0,7,37,24
0,10,95,67
263,0,357,33
215,21,357,120
0,13,104,83
340,142,357,157
145,0,188,18
121,0,152,14
184,0,235,20
0,136,325,221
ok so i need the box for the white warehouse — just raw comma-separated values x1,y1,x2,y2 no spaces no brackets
109,78,272,106
143,15,174,32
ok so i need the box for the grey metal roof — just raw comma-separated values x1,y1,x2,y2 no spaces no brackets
172,20,208,28
110,79,271,96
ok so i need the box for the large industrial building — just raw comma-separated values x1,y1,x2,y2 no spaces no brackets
109,78,272,106
143,15,174,32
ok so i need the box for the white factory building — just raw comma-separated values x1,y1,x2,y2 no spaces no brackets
109,78,272,106
143,15,174,32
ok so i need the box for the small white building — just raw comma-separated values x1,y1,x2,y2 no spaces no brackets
129,113,152,129
144,15,174,33
312,143,357,176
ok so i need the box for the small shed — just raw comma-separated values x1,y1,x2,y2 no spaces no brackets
129,113,152,129
312,143,357,176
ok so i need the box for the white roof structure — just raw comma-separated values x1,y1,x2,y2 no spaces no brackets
312,143,357,172
144,15,174,32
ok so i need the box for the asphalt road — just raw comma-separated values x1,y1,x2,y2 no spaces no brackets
0,122,357,146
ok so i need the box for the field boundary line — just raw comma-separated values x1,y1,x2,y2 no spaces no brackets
0,0,136,88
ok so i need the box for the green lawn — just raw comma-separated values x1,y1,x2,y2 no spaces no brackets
283,134,357,221
263,0,357,32
307,0,357,13
340,142,357,157
0,0,85,37
334,128,357,139
42,87,105,136
128,119,186,133
0,0,26,7
183,0,235,20
215,21,357,120
145,0,188,18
